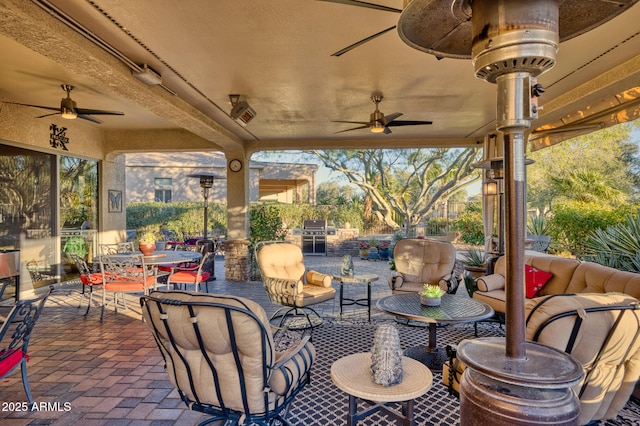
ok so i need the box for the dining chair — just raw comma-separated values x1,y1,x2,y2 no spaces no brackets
0,286,53,404
98,253,155,321
99,242,135,255
167,251,213,292
69,253,103,316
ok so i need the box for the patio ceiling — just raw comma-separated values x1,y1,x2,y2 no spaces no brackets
0,0,639,154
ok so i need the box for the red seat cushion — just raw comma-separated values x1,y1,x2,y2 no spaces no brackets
104,275,155,291
80,273,103,285
525,264,554,298
0,349,27,378
169,271,211,283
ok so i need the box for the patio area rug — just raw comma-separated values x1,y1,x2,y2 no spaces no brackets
279,319,640,426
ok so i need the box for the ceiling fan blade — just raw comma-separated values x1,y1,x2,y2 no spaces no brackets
384,112,403,124
75,108,124,116
331,120,370,125
334,125,370,133
78,114,104,124
331,25,396,57
317,0,402,13
35,112,60,119
386,120,433,127
383,127,392,134
5,101,59,112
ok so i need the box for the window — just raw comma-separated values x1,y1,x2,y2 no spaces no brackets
154,178,172,203
155,189,172,203
154,178,172,186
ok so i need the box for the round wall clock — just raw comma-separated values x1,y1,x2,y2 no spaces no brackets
229,159,243,172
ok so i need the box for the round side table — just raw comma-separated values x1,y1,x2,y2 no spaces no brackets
331,352,433,426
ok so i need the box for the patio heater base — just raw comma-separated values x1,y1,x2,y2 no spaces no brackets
457,337,582,426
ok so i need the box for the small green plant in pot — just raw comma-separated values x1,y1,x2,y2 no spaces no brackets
419,283,446,307
137,227,159,255
461,248,486,279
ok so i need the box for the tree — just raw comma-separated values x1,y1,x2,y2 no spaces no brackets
527,123,640,214
316,182,360,205
310,148,482,233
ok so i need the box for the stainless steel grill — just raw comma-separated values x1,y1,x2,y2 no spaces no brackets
302,220,327,256
0,249,20,301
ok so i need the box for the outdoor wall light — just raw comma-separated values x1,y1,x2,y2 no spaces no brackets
483,180,498,196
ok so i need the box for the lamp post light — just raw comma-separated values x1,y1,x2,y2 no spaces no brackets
187,172,225,240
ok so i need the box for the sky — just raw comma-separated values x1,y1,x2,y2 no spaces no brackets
252,122,640,199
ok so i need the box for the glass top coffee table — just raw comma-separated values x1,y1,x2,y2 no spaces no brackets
376,293,494,371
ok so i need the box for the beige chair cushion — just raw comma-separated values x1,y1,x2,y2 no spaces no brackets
525,293,640,424
143,291,316,413
389,238,457,294
257,243,336,308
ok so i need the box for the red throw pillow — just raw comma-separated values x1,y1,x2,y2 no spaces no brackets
525,265,554,298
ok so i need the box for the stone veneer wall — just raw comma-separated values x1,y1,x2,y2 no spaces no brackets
222,239,250,281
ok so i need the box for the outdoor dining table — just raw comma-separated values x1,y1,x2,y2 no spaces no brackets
99,250,202,289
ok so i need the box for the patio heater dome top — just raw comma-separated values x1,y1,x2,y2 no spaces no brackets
397,0,638,62
187,172,226,188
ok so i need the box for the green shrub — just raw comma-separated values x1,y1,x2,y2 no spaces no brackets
548,201,636,256
582,214,640,272
452,201,484,246
126,201,226,240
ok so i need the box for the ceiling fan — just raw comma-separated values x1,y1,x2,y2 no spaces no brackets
317,0,402,56
6,84,124,124
332,95,433,134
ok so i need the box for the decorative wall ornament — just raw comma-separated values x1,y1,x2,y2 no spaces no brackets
341,254,354,277
370,323,403,386
49,124,69,150
108,190,122,213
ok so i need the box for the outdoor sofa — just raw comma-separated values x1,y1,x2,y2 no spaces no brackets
472,254,640,315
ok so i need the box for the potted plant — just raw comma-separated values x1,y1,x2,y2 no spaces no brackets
359,241,369,259
137,229,158,256
461,248,486,279
367,238,379,260
378,242,390,261
419,283,446,306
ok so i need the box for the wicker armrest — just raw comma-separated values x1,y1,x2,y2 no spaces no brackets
388,273,405,290
263,277,304,297
270,336,315,395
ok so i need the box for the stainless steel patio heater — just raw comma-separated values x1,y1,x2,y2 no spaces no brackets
187,172,225,240
398,0,637,424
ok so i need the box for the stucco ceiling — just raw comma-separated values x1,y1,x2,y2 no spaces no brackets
0,0,639,154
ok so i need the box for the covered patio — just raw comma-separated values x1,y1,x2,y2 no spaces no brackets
1,255,639,425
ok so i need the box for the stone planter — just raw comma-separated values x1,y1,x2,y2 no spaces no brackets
420,295,441,307
139,242,156,256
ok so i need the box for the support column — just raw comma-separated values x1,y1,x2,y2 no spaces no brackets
225,155,250,281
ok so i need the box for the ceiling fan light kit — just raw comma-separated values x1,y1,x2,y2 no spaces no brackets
332,94,432,134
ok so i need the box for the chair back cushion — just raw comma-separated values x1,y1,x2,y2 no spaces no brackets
565,261,640,297
257,243,305,281
141,291,276,413
525,293,640,424
493,255,580,295
393,238,456,284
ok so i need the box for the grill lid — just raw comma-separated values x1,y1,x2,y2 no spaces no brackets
303,219,327,229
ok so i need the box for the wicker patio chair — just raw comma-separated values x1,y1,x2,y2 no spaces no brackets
255,241,336,330
140,291,315,426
